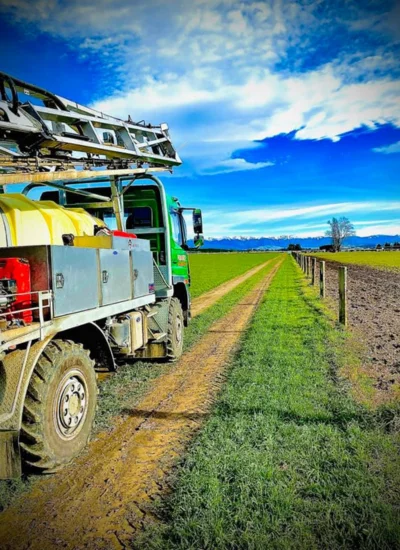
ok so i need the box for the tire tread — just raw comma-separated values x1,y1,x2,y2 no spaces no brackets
20,339,95,472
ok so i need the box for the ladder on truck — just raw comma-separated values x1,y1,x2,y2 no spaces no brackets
0,71,181,173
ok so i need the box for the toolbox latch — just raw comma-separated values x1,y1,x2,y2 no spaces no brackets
56,273,64,289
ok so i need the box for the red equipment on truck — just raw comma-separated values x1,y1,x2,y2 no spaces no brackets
0,258,32,324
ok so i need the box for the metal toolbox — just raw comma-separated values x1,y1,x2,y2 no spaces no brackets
131,239,154,297
99,249,132,306
51,246,99,316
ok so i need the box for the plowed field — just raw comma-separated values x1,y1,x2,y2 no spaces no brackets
319,259,400,403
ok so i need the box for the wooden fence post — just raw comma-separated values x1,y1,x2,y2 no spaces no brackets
320,261,325,298
311,258,316,285
339,266,348,326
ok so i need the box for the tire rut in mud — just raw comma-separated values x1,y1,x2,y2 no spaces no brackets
191,258,274,317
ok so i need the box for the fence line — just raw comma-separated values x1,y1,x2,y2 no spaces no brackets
338,266,348,326
311,257,316,286
292,252,346,325
320,260,326,299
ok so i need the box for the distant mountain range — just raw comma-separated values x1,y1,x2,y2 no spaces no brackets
188,235,400,251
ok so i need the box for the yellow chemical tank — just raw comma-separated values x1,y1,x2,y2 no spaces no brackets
0,193,105,247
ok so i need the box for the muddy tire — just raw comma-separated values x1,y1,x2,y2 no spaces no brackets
20,339,97,473
166,298,184,361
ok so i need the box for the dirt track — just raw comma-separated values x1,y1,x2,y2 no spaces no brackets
323,260,400,398
0,259,283,550
191,258,273,317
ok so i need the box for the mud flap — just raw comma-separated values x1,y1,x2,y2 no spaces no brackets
0,431,21,479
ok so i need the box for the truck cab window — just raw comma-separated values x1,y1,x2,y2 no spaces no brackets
171,211,183,245
180,213,188,243
130,207,153,227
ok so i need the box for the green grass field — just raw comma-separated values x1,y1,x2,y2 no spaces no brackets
189,252,279,297
314,251,400,271
136,257,400,549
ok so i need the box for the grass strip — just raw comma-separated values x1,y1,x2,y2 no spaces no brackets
136,256,400,550
0,255,282,513
189,252,279,297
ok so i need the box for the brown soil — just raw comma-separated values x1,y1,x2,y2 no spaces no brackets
191,258,274,317
321,260,400,402
0,260,283,550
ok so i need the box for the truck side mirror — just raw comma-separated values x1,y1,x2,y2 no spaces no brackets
193,209,203,234
194,234,204,248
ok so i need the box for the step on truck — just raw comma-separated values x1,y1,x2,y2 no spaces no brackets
0,72,204,477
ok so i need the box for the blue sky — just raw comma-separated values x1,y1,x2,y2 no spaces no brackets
1,0,399,237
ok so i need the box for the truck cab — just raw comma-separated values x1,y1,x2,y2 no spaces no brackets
35,175,203,326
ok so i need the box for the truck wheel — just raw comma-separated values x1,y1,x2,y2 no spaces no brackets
166,298,184,361
20,339,97,473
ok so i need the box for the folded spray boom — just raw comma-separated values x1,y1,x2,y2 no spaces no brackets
0,72,181,172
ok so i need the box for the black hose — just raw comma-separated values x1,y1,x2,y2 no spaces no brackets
0,73,19,116
0,71,68,111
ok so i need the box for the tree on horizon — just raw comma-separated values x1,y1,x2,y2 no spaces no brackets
326,217,356,251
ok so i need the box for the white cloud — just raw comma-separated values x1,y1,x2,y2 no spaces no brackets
352,219,400,226
93,76,219,114
250,2,272,22
0,0,144,37
218,201,400,226
373,141,400,154
227,9,249,35
355,224,400,237
201,158,274,175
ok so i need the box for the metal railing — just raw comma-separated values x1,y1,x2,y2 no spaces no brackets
0,290,53,341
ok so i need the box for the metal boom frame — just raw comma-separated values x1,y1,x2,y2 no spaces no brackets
0,72,182,171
